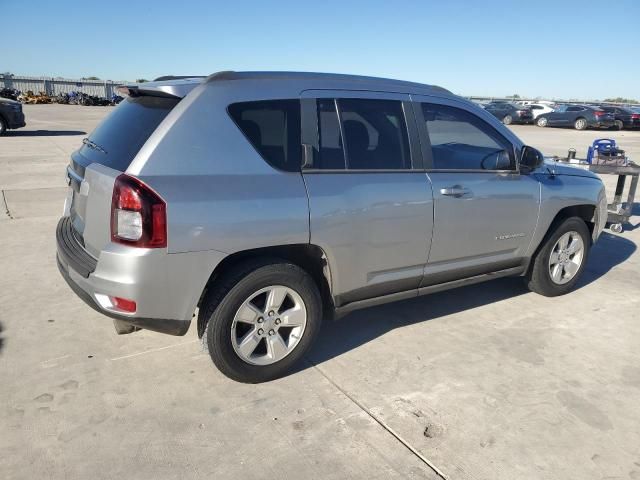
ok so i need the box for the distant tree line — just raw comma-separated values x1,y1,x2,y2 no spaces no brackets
603,97,639,104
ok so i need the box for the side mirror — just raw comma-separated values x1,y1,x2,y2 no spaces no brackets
520,146,544,173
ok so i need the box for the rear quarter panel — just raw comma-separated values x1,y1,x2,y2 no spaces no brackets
127,82,310,255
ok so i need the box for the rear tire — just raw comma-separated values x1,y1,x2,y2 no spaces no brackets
503,115,513,125
574,118,587,130
615,120,624,131
200,259,322,383
536,116,548,127
525,217,591,297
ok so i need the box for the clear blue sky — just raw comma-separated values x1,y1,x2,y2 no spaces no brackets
3,0,638,100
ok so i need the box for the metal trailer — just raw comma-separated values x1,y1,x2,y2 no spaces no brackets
587,163,639,233
553,156,639,233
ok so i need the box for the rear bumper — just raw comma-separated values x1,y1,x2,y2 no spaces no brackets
57,256,191,335
56,216,226,336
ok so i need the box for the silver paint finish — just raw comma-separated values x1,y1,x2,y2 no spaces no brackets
81,164,119,257
58,71,607,335
120,77,203,99
426,171,540,265
63,243,226,322
303,172,433,302
525,173,605,257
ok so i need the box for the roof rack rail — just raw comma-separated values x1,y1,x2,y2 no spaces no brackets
203,71,452,94
152,75,206,82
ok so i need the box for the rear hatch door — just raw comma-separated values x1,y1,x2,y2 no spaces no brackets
66,94,181,256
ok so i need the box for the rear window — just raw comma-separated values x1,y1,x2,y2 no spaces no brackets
79,95,179,171
228,100,301,172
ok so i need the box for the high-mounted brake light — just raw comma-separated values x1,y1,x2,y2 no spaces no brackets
111,174,167,248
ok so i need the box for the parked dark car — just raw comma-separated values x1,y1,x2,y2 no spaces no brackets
0,97,26,135
535,104,615,130
484,102,533,125
599,106,640,130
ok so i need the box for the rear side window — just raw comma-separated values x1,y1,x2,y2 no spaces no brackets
422,103,514,171
317,99,346,169
314,98,411,170
79,96,179,171
228,100,301,172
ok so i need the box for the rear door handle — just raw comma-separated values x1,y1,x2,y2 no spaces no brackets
440,185,470,197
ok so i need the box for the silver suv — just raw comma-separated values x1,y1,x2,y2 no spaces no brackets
56,72,608,382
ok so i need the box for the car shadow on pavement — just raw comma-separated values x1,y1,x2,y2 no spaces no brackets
579,231,636,285
624,203,640,230
301,231,636,371
304,278,528,370
6,130,86,137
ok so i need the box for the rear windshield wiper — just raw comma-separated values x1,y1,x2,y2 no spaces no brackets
82,137,108,155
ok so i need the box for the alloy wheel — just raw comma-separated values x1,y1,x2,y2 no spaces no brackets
548,231,585,285
231,285,307,365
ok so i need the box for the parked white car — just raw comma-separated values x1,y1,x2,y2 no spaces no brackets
529,103,555,118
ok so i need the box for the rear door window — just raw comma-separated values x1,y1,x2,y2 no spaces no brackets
339,99,410,170
78,95,180,172
228,100,301,171
316,99,346,169
313,98,411,170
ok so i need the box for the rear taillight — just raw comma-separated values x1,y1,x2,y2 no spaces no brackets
594,111,605,117
111,174,167,248
632,114,640,119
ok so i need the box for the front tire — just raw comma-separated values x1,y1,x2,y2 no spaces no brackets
201,260,322,383
536,116,548,127
526,217,591,297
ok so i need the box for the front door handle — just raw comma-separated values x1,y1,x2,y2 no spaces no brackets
440,185,470,197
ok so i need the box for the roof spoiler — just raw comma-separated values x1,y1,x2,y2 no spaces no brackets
117,77,205,99
153,75,205,81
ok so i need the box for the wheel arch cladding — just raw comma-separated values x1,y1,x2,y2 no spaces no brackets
528,204,596,273
196,244,333,337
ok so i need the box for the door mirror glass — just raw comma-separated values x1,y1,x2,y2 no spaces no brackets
520,146,544,172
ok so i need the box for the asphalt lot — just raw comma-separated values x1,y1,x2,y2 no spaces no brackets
1,104,639,480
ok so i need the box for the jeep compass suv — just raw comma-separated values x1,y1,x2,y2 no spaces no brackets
57,72,607,382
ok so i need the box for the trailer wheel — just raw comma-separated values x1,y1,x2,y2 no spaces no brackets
610,223,623,233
